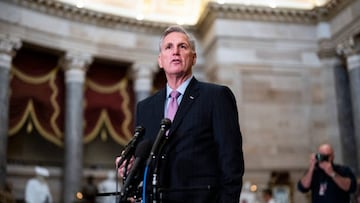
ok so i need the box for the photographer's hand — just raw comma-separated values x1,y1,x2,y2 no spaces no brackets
309,153,317,170
318,161,334,175
300,153,317,188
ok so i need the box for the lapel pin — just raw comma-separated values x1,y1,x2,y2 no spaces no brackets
189,96,194,99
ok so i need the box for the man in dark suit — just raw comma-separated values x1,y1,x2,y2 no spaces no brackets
118,25,244,203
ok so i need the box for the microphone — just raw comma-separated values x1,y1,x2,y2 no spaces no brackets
146,118,171,166
121,139,152,200
117,126,145,168
141,118,171,203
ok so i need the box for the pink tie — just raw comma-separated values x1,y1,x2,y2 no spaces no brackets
167,90,180,121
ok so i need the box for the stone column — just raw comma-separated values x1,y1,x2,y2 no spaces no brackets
62,51,92,203
132,62,157,103
331,55,357,173
338,36,360,175
0,34,21,189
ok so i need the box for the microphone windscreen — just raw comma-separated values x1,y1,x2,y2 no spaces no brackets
160,118,171,130
134,126,145,136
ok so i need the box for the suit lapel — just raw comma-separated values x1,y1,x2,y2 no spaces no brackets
168,78,199,135
156,88,167,120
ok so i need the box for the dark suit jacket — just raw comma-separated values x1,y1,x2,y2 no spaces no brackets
136,77,244,203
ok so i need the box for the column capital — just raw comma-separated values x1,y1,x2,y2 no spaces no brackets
131,62,158,77
0,34,22,55
0,34,22,69
336,35,360,57
131,62,158,93
62,51,93,72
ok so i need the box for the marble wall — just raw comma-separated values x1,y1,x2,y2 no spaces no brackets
0,0,359,202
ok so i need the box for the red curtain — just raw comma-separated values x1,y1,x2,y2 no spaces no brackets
9,47,65,146
9,47,134,146
84,60,135,145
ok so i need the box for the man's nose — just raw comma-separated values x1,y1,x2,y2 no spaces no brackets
172,47,180,55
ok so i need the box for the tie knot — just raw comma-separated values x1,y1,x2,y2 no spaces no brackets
170,91,180,99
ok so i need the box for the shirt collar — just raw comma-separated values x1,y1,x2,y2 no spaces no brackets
166,75,193,97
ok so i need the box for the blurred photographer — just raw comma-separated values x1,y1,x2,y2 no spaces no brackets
297,143,357,203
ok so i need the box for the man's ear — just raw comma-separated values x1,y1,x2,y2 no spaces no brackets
158,54,163,68
192,53,197,65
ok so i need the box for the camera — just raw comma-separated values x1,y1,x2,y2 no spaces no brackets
315,153,329,162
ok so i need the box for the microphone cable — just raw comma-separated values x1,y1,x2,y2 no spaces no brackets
142,165,150,203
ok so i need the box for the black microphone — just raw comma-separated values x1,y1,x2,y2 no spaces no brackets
146,118,172,166
121,139,152,200
117,126,145,168
142,118,171,203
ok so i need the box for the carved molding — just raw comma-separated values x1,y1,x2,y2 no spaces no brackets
197,0,355,32
318,39,338,59
9,0,171,34
319,19,360,59
5,0,358,62
200,3,318,25
5,0,355,34
317,0,355,20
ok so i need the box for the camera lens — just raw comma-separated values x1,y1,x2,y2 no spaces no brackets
315,153,329,162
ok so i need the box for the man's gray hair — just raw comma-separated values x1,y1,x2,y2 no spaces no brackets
159,25,196,53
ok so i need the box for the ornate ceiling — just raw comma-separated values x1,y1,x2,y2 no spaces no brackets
56,0,331,25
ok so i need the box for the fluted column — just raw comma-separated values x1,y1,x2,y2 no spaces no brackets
330,55,357,173
338,36,360,175
132,62,157,103
0,34,21,189
317,17,360,173
62,51,92,203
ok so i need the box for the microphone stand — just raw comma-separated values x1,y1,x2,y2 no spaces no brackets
151,136,168,203
115,126,145,203
120,139,152,203
144,118,171,203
